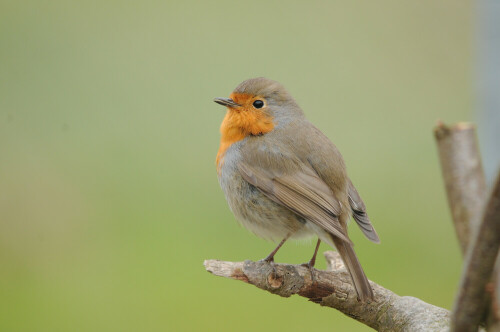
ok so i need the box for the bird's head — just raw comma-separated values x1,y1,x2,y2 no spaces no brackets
214,77,303,138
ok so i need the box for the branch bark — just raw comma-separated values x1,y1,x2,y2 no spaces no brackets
486,254,500,332
434,122,487,255
205,251,450,331
451,172,500,332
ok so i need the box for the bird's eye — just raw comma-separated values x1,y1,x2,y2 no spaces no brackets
253,100,264,109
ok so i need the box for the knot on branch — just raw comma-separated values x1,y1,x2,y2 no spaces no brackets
204,253,352,301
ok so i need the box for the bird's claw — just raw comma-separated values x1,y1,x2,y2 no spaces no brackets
301,261,317,284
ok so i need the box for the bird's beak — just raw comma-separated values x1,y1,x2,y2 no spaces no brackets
213,97,241,108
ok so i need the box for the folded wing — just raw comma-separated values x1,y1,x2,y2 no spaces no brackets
238,162,351,244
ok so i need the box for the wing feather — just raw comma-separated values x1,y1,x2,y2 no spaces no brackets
238,163,351,244
348,179,380,243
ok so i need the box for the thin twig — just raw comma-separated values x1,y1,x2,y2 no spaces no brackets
434,121,487,255
205,251,450,332
451,171,500,332
486,254,500,331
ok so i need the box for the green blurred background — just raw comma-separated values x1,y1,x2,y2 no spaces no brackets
0,1,473,331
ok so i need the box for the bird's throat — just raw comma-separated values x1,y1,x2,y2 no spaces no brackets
216,109,274,171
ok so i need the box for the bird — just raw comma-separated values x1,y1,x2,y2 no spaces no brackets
213,77,379,301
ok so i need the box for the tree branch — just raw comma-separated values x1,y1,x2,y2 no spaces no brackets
486,254,500,332
451,171,500,332
434,121,500,331
204,251,450,331
434,121,487,255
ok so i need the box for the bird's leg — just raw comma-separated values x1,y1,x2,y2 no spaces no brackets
301,238,321,283
305,238,321,268
261,236,289,263
260,235,291,279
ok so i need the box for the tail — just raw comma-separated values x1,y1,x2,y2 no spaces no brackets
331,235,374,301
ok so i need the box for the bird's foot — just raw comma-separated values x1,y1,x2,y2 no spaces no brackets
259,256,279,276
260,255,275,264
301,260,317,284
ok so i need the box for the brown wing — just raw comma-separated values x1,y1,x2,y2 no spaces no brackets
348,179,380,243
238,162,352,244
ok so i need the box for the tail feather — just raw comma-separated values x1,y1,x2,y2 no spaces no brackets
331,235,374,301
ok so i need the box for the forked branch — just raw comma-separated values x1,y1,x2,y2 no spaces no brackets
451,172,500,331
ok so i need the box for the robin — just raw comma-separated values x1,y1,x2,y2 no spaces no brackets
214,77,379,301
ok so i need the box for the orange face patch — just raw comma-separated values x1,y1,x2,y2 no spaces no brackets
216,93,274,170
